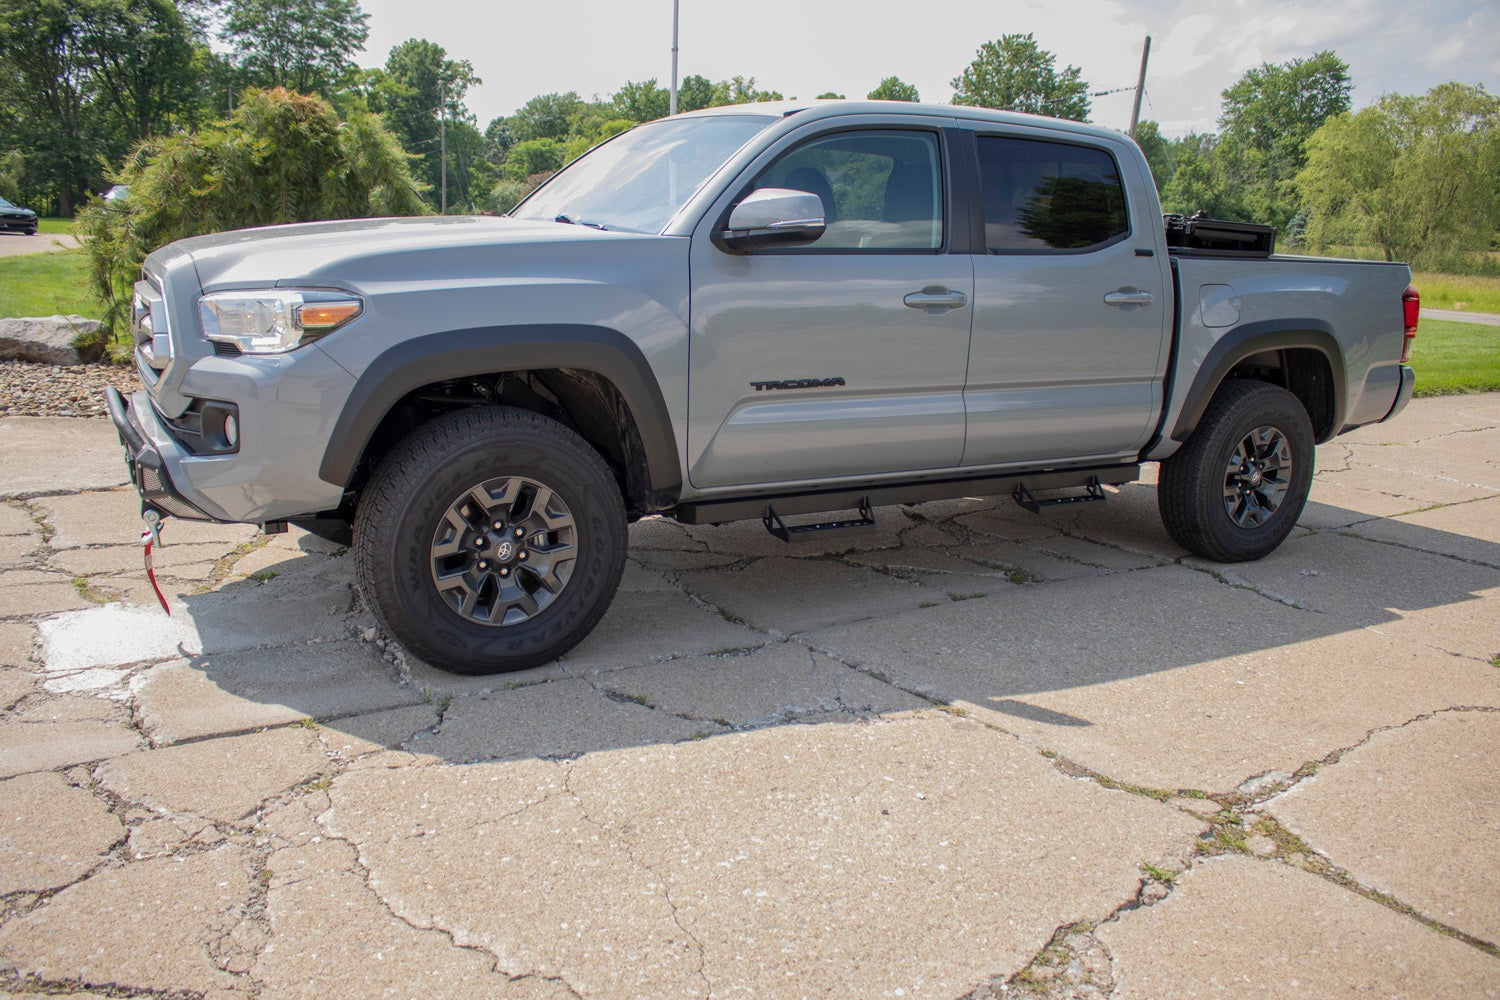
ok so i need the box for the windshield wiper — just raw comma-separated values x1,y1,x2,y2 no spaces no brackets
554,214,607,230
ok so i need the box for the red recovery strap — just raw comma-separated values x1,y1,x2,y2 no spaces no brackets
140,530,171,615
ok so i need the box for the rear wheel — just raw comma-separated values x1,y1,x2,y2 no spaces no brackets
355,406,626,674
1158,380,1315,562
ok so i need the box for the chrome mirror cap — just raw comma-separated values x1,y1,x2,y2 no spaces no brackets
715,188,826,252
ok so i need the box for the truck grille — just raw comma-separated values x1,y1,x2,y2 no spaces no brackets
132,275,171,387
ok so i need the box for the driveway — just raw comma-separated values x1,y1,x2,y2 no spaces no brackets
0,232,80,257
0,394,1497,998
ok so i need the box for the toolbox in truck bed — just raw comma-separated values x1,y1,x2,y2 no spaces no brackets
1164,212,1276,256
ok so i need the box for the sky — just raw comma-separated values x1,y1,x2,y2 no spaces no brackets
356,0,1498,138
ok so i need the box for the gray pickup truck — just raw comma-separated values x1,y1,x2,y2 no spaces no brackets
106,100,1419,674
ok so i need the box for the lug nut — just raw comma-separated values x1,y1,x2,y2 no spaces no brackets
518,550,528,561
478,560,489,570
499,567,510,577
514,528,524,538
492,521,503,530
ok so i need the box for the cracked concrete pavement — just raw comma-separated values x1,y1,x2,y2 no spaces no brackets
0,394,1497,998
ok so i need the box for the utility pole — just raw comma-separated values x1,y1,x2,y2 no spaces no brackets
1128,35,1151,138
669,0,680,115
439,72,447,215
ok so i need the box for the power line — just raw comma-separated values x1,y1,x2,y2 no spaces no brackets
1089,85,1135,98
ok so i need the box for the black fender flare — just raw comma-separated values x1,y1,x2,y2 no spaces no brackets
1170,320,1345,444
317,324,681,500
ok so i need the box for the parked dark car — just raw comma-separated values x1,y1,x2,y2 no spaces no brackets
0,196,37,235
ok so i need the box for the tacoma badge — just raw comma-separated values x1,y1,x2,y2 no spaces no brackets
750,378,846,391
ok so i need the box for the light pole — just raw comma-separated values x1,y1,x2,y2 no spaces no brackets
669,0,680,115
439,72,447,215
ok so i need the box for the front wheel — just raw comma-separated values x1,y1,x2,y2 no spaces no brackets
355,406,627,675
1157,380,1315,562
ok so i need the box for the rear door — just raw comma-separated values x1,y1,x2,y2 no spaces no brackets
686,118,973,490
962,126,1171,467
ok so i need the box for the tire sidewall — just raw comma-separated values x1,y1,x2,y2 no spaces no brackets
1198,387,1315,560
361,412,625,673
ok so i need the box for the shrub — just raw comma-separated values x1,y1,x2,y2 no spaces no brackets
77,88,427,334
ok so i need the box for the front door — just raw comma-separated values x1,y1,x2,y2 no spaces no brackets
687,125,973,490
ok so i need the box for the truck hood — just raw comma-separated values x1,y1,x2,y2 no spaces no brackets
162,216,657,291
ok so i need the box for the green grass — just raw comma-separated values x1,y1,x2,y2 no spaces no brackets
35,217,75,236
1411,319,1500,396
0,250,100,319
1411,271,1500,314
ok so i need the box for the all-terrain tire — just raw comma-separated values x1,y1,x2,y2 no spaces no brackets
354,406,627,675
1157,380,1315,562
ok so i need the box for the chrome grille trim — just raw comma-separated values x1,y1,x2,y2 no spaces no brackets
132,274,173,386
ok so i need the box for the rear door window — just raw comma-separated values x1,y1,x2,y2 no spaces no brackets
976,136,1129,253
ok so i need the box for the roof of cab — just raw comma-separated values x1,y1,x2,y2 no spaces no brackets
670,99,1131,145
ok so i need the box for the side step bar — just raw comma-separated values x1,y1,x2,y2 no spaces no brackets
1013,476,1108,514
674,463,1139,526
763,497,876,543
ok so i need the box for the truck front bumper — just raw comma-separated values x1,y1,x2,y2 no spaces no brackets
106,385,220,522
106,342,354,525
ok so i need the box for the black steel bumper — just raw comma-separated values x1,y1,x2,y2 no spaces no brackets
105,386,215,522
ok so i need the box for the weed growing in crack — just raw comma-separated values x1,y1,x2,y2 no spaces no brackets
1140,863,1178,883
946,590,987,602
248,569,278,583
1005,567,1036,584
69,576,111,604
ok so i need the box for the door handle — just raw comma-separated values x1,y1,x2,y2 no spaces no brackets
1104,288,1154,308
904,287,968,313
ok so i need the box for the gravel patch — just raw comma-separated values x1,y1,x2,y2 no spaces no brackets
0,360,140,418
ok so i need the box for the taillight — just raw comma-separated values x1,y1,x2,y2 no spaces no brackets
1401,286,1419,363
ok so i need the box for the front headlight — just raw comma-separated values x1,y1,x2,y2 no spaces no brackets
198,289,362,354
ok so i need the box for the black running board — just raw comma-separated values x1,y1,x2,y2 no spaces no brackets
763,498,876,543
1013,475,1108,514
674,464,1138,526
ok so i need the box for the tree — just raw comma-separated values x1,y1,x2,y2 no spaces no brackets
507,91,583,142
501,137,564,181
79,0,201,143
1216,51,1351,227
1296,82,1500,266
951,34,1088,121
677,74,726,113
868,76,919,102
1131,120,1173,194
816,91,844,100
1159,132,1246,219
220,0,369,97
0,0,208,214
726,76,782,103
371,38,479,211
77,87,425,331
612,79,669,122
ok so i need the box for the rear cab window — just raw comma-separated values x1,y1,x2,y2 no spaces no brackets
976,135,1129,253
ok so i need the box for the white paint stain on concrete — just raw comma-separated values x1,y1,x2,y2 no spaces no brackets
38,602,201,674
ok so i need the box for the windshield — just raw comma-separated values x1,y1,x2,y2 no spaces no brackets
511,115,775,234
0,197,14,208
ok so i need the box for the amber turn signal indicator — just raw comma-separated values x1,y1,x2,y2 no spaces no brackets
297,300,362,329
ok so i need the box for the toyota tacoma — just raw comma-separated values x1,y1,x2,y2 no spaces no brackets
106,100,1418,674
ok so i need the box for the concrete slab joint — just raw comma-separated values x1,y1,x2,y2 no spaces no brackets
0,394,1498,997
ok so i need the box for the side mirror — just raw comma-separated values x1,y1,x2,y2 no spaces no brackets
713,188,826,253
